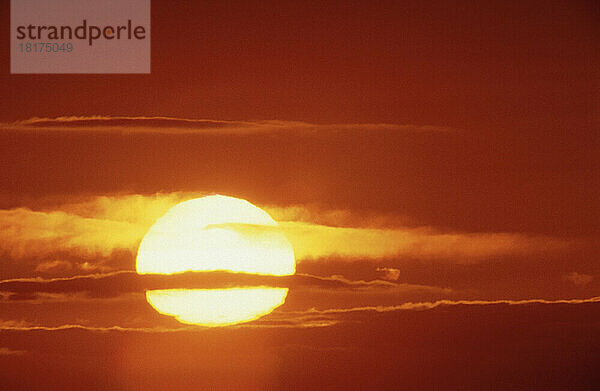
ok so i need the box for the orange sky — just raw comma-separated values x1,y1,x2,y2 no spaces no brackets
0,1,599,390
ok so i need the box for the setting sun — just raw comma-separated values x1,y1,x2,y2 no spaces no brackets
136,195,295,326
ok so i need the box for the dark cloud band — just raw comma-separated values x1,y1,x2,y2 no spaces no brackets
0,270,422,300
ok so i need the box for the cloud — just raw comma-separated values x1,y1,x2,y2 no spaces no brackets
0,270,446,302
257,296,600,327
377,267,400,281
4,116,451,134
563,272,593,286
0,319,190,333
0,347,27,355
10,116,244,130
34,260,73,273
301,296,600,312
280,221,570,262
0,207,145,259
1,296,597,331
0,319,328,332
0,193,573,272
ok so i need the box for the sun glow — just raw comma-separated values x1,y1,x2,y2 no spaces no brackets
136,195,295,327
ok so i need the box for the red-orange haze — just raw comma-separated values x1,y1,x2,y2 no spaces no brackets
0,1,598,390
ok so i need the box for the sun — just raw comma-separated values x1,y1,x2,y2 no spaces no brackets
136,195,295,326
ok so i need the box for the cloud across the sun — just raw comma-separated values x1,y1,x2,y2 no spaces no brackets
0,270,449,301
0,193,572,272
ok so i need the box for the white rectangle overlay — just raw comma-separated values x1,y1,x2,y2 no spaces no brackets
11,0,150,74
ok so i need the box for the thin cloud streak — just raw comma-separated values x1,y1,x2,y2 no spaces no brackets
3,116,452,134
0,347,27,355
0,270,446,301
1,297,597,332
257,296,600,327
0,320,192,333
297,296,600,314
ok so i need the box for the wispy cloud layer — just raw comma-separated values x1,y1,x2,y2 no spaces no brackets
1,297,597,331
0,347,27,355
0,193,572,271
281,221,569,261
253,296,600,327
3,116,451,134
0,319,190,333
0,270,446,301
563,272,594,286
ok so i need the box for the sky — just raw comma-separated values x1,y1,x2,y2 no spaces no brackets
1,1,599,390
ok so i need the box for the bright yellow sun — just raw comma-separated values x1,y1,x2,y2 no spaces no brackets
136,195,295,326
